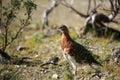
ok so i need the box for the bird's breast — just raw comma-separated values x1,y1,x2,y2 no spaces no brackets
61,38,71,52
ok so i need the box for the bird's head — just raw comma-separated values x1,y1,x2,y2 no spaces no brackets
57,25,69,34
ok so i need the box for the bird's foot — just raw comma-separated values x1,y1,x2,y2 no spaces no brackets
72,70,77,75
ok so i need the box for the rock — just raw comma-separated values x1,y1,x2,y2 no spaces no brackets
47,56,59,65
17,46,29,51
40,67,50,73
40,56,59,67
52,73,59,79
111,47,120,64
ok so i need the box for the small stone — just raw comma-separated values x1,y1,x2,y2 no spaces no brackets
17,46,29,51
52,73,59,79
15,65,20,68
111,47,120,64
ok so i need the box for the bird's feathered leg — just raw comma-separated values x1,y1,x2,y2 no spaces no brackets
63,48,77,75
66,54,77,75
63,53,77,75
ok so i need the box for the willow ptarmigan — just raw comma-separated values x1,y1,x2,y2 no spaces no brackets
57,25,102,74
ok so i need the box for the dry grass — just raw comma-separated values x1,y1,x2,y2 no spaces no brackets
1,0,120,80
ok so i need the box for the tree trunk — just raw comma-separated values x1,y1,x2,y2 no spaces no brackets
0,49,11,60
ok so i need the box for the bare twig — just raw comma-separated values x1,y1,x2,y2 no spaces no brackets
109,0,114,11
3,11,14,51
60,2,88,18
99,7,111,12
0,0,36,59
93,0,102,11
108,0,120,21
94,0,96,8
87,0,91,15
42,0,59,27
7,15,30,47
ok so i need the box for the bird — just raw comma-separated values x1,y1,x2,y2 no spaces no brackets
57,25,102,75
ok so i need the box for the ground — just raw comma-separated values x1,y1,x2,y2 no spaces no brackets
0,0,120,80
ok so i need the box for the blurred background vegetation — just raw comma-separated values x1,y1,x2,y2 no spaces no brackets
0,0,120,80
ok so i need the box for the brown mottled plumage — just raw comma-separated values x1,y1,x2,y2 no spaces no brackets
57,25,102,74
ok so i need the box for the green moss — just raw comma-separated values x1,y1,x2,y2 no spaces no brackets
62,69,73,80
106,75,115,80
70,30,78,40
34,32,44,43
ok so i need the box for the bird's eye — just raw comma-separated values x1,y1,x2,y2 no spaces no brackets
60,27,63,29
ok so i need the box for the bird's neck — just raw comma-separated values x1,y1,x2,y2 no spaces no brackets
61,32,72,41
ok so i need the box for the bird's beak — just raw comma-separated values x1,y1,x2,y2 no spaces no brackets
56,27,61,32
